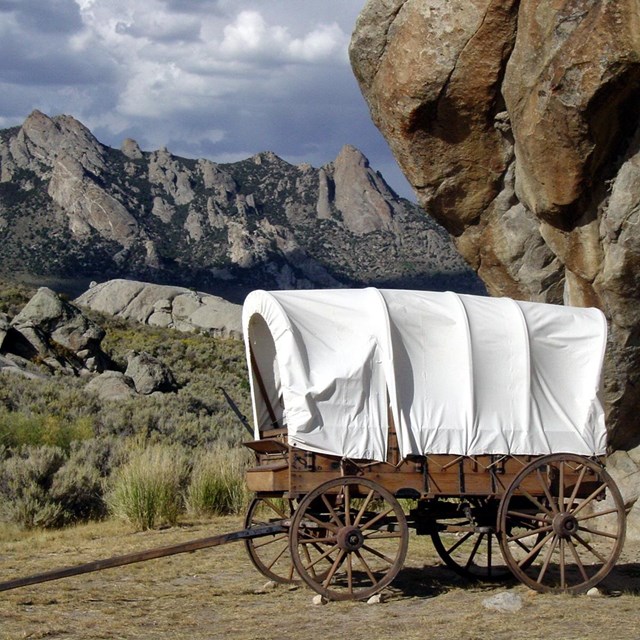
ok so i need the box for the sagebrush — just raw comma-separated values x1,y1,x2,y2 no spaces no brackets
0,286,254,530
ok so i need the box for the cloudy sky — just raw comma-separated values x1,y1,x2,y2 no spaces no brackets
0,0,414,199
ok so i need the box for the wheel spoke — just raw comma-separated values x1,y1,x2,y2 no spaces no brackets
572,483,608,517
514,537,536,554
507,523,553,542
359,506,395,532
363,531,403,540
559,461,565,510
361,543,394,565
251,533,289,549
577,525,619,540
355,549,378,585
560,537,566,589
261,498,287,519
266,542,290,571
344,484,351,527
444,530,474,555
573,533,608,564
322,549,346,588
346,552,353,595
354,489,376,527
576,507,621,522
567,464,588,511
567,537,589,581
304,543,341,572
536,468,559,515
305,511,339,533
298,536,335,544
507,510,548,524
465,532,484,570
517,530,554,568
321,494,344,529
520,487,554,517
536,534,558,584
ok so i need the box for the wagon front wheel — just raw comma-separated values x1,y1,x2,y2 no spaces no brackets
289,477,409,601
498,454,626,593
244,496,298,583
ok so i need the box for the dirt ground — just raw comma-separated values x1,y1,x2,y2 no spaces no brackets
0,517,639,640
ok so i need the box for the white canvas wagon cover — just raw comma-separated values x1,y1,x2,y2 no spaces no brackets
242,289,608,461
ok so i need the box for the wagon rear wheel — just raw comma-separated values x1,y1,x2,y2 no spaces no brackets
498,454,626,593
244,496,298,583
430,497,512,581
289,477,409,601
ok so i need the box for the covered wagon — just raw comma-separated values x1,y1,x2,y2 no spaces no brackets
242,288,625,600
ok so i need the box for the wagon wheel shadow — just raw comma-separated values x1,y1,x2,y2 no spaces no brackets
389,561,640,599
388,563,517,599
600,562,640,595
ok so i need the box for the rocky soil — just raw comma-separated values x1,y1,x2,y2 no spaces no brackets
0,517,639,640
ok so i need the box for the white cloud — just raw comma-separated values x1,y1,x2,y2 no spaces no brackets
0,0,415,199
288,23,347,62
219,10,347,64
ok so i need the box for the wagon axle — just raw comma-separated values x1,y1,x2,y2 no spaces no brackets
553,512,579,538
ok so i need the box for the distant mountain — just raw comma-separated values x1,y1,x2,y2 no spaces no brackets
0,111,482,301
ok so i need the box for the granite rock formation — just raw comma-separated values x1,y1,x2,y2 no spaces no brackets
4,287,112,375
0,111,481,299
75,279,243,338
350,0,640,451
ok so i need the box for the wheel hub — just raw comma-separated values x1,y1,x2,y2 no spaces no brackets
336,526,365,552
552,512,579,538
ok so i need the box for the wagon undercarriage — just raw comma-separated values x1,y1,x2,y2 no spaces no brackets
243,438,626,600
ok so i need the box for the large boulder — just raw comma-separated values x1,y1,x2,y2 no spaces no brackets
76,279,243,339
85,371,137,401
124,351,177,395
350,0,640,451
6,287,112,373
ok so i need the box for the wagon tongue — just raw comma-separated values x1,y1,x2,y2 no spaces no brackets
0,523,286,593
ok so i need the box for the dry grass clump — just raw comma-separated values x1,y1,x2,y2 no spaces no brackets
186,446,250,516
107,443,189,530
106,441,251,530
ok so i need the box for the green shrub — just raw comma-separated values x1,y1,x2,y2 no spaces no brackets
0,446,66,529
185,445,250,516
0,442,114,529
0,408,94,450
107,443,189,531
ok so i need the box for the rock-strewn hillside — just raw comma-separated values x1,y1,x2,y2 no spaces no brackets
0,111,482,300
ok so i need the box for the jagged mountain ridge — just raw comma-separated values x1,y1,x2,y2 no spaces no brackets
0,111,481,301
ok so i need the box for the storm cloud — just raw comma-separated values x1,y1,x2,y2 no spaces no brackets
0,0,413,198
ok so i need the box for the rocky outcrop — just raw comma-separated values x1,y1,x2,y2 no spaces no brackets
350,0,640,451
75,279,243,338
85,371,137,401
5,287,112,374
0,111,482,297
125,351,177,395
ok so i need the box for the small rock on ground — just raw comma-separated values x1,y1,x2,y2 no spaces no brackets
482,592,523,613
